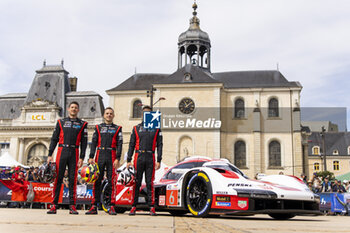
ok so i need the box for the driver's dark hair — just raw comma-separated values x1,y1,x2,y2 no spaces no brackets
69,101,79,108
104,107,114,114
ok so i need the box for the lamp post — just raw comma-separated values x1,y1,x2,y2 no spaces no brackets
147,87,165,108
320,126,327,171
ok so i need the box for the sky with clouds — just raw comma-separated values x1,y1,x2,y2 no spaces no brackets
0,0,349,129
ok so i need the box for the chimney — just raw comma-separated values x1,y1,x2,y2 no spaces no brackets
68,77,77,92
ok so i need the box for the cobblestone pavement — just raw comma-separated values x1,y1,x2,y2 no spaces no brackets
1,209,350,233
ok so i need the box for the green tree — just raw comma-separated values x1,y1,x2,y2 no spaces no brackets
316,171,335,180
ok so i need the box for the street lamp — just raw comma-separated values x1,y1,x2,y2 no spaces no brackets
320,126,327,171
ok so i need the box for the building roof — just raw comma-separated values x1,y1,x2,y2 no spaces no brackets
66,92,104,119
154,64,219,85
308,132,350,156
212,70,301,89
0,97,25,119
108,66,301,92
106,73,169,92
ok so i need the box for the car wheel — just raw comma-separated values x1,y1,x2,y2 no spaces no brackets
186,172,212,217
101,182,111,213
268,213,296,220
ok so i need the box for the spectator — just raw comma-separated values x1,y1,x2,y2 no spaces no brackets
300,173,307,184
321,177,332,192
63,170,69,188
344,180,350,192
25,166,35,182
279,171,284,175
311,174,322,193
333,180,346,193
32,167,39,182
307,180,314,192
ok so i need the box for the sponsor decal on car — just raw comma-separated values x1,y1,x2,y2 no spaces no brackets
216,196,230,202
159,195,166,206
215,202,231,207
216,191,228,195
238,200,248,209
228,183,252,187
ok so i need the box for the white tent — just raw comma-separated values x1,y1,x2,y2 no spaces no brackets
0,152,29,168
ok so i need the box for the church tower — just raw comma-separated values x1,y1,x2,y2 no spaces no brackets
178,1,211,71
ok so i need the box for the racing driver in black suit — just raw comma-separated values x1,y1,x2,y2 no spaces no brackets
47,101,88,215
86,107,123,215
127,105,163,216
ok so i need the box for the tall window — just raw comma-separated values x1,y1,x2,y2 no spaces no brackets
348,146,350,155
312,146,320,155
234,98,245,118
269,140,281,167
268,98,279,117
333,161,340,171
132,100,142,118
314,162,320,171
234,140,246,168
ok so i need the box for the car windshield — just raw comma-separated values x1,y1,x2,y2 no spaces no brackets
162,161,206,180
203,163,247,178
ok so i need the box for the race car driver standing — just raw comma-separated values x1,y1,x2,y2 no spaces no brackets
86,107,123,215
47,101,88,214
127,105,163,216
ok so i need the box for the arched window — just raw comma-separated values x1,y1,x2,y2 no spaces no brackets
27,144,48,166
132,100,142,118
312,146,320,155
268,98,279,117
234,98,245,118
333,161,340,171
348,146,350,155
234,140,246,168
269,140,281,167
314,162,320,171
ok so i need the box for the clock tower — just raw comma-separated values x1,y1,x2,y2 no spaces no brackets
178,1,211,71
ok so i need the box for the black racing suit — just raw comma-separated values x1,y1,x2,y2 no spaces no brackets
127,123,162,207
48,117,88,205
89,123,123,206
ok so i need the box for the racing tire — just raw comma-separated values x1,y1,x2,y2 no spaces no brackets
100,181,127,214
186,171,212,217
268,213,296,220
101,182,112,213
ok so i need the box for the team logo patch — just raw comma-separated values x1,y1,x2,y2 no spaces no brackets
143,110,161,129
238,200,247,209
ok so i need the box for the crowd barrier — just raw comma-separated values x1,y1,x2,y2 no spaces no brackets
319,192,350,214
0,179,93,204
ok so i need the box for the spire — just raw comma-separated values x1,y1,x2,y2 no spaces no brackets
189,0,200,30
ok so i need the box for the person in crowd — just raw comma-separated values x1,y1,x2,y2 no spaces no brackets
332,180,346,193
86,107,123,215
311,174,322,193
321,177,332,192
300,173,307,184
127,105,163,216
307,180,314,192
25,166,36,182
63,169,69,188
46,101,88,215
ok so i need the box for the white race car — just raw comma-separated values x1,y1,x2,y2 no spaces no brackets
105,156,320,219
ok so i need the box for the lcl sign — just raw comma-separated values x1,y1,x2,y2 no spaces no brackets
31,114,46,120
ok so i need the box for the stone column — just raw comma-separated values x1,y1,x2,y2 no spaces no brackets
18,138,25,164
253,107,262,174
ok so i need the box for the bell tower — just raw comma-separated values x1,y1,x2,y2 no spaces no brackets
178,1,211,71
